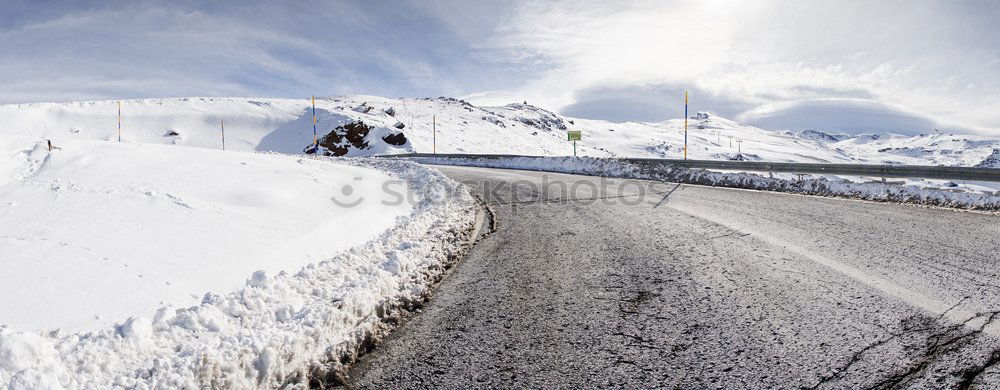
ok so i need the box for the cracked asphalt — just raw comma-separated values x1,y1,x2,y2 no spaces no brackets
344,165,1000,389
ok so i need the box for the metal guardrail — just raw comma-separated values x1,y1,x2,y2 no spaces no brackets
381,153,1000,182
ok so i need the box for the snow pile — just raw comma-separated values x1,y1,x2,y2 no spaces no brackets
0,136,477,388
0,136,413,333
411,156,1000,211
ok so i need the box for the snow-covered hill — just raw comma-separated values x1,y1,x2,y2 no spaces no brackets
0,136,413,333
2,96,998,169
0,135,477,388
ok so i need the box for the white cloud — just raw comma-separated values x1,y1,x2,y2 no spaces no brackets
466,0,1000,134
2,0,998,135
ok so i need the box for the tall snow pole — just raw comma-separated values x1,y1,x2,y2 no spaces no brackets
433,115,437,154
683,91,688,160
221,120,226,150
312,96,318,149
117,101,122,142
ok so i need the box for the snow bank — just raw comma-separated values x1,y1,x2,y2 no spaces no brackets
412,156,1000,211
0,136,413,333
0,137,477,388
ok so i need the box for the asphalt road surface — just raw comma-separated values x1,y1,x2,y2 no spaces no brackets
344,165,1000,389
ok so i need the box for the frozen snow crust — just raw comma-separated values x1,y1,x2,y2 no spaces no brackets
0,155,477,388
414,156,1000,212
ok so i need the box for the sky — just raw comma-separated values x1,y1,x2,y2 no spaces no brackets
1,0,998,135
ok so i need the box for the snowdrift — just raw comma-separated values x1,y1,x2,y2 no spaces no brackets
0,136,477,388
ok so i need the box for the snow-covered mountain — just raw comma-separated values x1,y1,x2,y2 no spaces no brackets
1,95,998,168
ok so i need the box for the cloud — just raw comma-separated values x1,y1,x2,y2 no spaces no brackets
0,0,521,104
738,98,942,135
1,0,999,136
470,0,1000,134
560,84,752,123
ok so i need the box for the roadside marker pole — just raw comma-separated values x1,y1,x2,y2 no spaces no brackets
118,101,122,142
433,115,437,154
312,96,318,149
221,120,226,150
683,91,688,160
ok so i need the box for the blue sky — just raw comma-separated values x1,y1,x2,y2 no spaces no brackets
2,0,998,134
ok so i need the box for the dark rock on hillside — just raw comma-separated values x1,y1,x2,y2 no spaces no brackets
313,121,373,156
727,153,762,161
306,120,409,157
393,121,405,129
383,107,396,116
976,149,1000,168
518,116,567,131
382,132,407,146
352,103,374,114
798,130,845,143
481,116,506,128
502,103,568,131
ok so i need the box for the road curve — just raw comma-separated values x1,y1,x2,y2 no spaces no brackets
344,165,1000,388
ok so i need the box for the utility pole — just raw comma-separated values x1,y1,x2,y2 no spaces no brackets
117,101,122,142
433,115,437,154
683,91,688,160
736,140,742,155
311,96,318,150
402,98,409,129
221,120,226,150
728,136,733,148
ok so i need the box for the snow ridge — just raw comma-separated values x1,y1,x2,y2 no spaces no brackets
0,158,477,389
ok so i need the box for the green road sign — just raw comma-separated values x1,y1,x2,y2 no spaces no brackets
567,130,582,141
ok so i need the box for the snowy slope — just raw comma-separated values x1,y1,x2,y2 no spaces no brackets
3,96,997,169
822,132,1000,167
0,136,412,333
0,135,477,388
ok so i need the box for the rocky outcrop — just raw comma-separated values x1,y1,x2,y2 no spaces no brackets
975,149,1000,168
307,120,410,157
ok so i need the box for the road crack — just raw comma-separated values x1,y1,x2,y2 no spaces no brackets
806,301,1000,389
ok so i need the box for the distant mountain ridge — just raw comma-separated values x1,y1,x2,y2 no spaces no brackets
0,95,997,168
